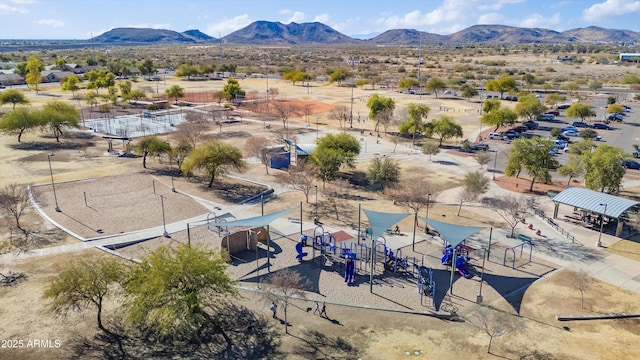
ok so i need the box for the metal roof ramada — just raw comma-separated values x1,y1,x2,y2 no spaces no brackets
552,187,640,219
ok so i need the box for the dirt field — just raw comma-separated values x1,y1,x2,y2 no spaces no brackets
1,55,640,359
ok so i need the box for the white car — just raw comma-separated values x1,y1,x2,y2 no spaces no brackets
563,130,579,137
488,132,503,140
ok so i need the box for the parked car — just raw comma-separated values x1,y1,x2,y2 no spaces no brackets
633,151,640,158
503,130,520,139
538,114,555,121
607,113,624,121
563,130,579,137
472,143,489,151
511,125,528,133
593,123,611,130
561,126,578,132
555,139,566,149
623,160,640,170
572,121,590,128
523,121,539,130
545,110,560,116
557,104,571,109
557,134,571,142
488,132,503,140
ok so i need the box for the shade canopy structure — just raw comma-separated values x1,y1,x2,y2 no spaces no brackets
420,217,485,247
363,209,411,240
553,187,639,219
420,216,486,294
210,207,297,228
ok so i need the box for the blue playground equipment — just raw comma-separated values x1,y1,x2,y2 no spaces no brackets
503,240,533,269
344,253,356,284
384,248,409,273
441,243,472,279
455,254,472,279
441,244,454,266
312,225,336,264
417,265,436,307
295,242,308,262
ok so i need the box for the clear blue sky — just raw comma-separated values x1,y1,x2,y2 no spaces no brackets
1,0,639,39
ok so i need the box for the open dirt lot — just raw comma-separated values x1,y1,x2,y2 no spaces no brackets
2,53,640,359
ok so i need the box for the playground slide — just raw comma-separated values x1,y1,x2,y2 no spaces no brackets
295,242,308,261
345,258,355,284
441,247,453,265
456,264,472,279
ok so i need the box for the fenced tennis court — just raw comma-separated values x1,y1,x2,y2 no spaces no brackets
84,109,188,138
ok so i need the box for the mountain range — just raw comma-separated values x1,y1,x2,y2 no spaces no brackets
90,22,640,45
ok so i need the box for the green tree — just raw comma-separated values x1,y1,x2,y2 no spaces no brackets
515,94,545,121
124,89,146,105
41,101,80,142
125,244,237,347
165,85,185,104
25,55,44,93
461,85,478,101
457,171,490,215
545,93,565,108
566,103,596,121
0,89,30,109
175,63,201,80
505,138,558,191
366,156,401,190
399,103,430,145
328,69,348,84
0,108,40,142
606,104,624,115
43,255,126,333
482,107,517,131
60,75,81,98
182,139,246,188
560,82,580,97
425,77,446,98
485,74,517,99
134,135,172,169
558,154,585,187
222,78,244,101
366,94,396,133
14,61,28,77
85,69,115,95
475,150,492,170
588,80,603,91
421,141,440,160
482,98,501,114
283,71,311,86
139,59,155,79
118,80,132,97
582,144,626,194
579,129,599,140
312,133,360,186
430,116,463,146
398,77,419,91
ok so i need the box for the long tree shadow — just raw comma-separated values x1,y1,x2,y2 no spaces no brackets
240,261,324,294
291,329,361,360
69,303,284,360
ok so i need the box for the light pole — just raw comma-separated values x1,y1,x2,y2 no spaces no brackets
597,203,608,247
47,153,61,212
492,148,498,180
425,193,431,234
314,185,319,224
250,229,263,287
160,195,170,238
316,116,319,138
347,59,359,128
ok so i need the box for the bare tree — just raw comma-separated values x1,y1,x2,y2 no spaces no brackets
174,120,208,148
474,150,492,170
330,105,349,129
324,179,350,220
268,87,279,100
272,101,298,129
457,171,490,216
486,195,529,237
573,270,592,310
244,136,272,174
391,179,439,217
275,161,317,203
263,268,309,334
374,107,394,134
466,305,521,354
0,183,31,233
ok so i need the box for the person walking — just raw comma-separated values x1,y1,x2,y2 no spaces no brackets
313,302,320,315
270,301,277,318
319,302,327,318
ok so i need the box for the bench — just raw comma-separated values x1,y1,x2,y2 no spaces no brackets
288,217,301,223
517,234,532,243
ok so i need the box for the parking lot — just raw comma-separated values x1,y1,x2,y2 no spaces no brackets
479,95,639,176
